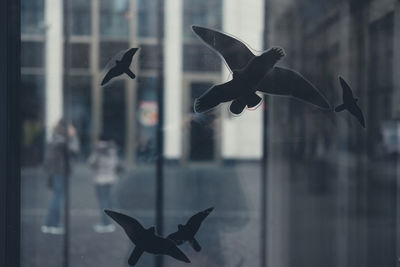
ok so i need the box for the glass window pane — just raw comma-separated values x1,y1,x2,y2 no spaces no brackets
139,44,160,70
70,0,91,35
183,44,221,72
137,0,163,38
19,1,400,267
65,43,90,69
99,0,130,37
183,0,222,38
21,41,44,68
99,41,129,69
21,0,44,34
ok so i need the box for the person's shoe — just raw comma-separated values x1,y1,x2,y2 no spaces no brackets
41,225,64,235
93,223,116,233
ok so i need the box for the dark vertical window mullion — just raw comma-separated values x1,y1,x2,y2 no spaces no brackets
0,0,21,267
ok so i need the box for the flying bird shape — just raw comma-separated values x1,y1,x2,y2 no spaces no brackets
167,207,214,252
191,25,331,115
104,210,191,266
101,48,139,86
335,76,365,128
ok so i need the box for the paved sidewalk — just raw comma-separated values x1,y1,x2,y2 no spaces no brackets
21,162,262,267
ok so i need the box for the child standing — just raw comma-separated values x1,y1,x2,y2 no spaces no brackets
88,135,120,233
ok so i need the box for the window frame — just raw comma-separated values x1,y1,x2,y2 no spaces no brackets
0,0,21,266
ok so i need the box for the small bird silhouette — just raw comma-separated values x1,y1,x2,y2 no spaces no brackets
101,48,139,86
104,210,191,266
191,25,331,115
335,76,365,128
167,207,214,252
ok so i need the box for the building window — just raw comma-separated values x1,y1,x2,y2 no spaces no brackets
21,0,45,34
99,41,129,69
182,0,222,39
100,0,130,38
102,80,126,155
137,0,163,38
70,0,91,36
65,43,90,69
189,82,216,161
21,41,44,68
139,44,160,70
183,43,221,72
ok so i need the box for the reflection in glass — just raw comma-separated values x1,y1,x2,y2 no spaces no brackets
136,77,158,163
137,0,162,38
21,0,45,34
100,0,130,37
70,0,91,36
21,41,44,68
183,0,222,38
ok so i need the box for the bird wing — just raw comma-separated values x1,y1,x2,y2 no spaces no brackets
185,207,214,234
189,238,202,252
166,230,185,245
339,76,354,102
128,247,144,266
192,25,255,71
104,210,145,236
101,66,123,86
153,237,191,263
347,104,366,128
194,80,241,113
121,48,139,65
258,67,331,110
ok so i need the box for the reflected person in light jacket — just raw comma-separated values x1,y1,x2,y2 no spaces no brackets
88,134,122,233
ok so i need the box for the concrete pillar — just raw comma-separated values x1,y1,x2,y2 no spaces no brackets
125,0,139,164
221,0,264,159
164,0,183,159
45,0,63,140
91,0,101,145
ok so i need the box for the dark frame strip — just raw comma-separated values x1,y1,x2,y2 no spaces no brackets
0,0,21,266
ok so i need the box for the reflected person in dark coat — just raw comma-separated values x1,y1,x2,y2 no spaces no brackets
41,119,80,234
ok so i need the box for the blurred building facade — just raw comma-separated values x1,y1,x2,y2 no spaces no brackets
265,0,400,266
21,0,265,166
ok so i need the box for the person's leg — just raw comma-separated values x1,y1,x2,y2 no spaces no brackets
96,184,109,225
45,174,65,227
102,184,112,225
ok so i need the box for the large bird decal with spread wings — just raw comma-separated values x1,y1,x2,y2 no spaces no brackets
191,25,331,115
104,210,190,266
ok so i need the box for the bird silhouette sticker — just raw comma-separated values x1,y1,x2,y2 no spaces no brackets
104,210,191,266
335,76,365,128
167,207,214,252
191,25,331,115
101,48,139,86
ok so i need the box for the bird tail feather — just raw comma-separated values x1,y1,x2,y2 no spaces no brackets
334,104,346,112
128,248,144,266
125,69,136,80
